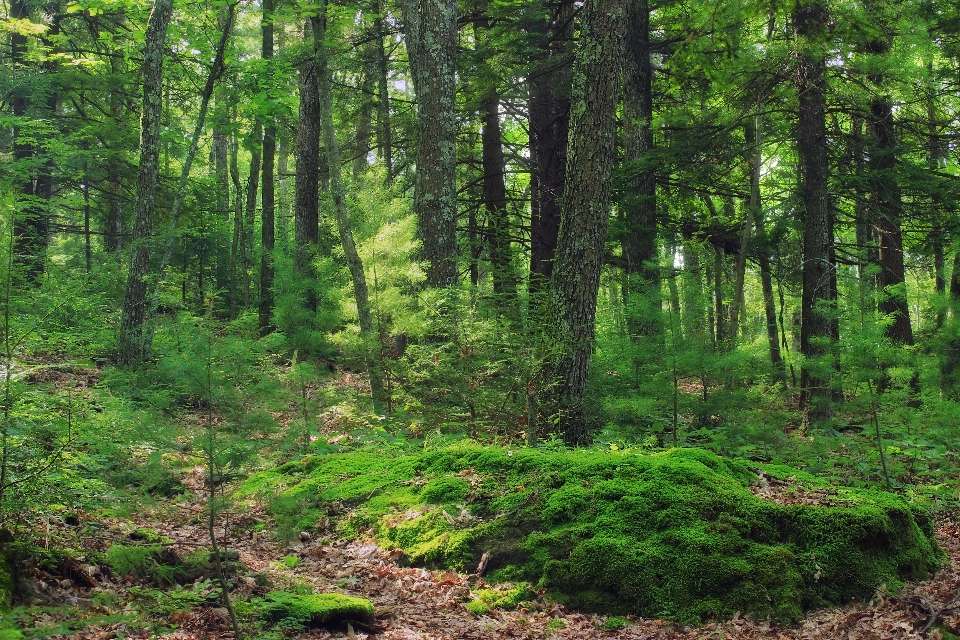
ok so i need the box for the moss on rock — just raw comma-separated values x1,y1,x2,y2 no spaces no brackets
244,444,943,623
261,591,375,626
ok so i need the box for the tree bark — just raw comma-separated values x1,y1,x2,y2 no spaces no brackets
295,25,321,311
543,0,627,445
528,0,574,298
794,0,839,427
118,0,174,364
312,9,388,414
621,0,659,339
481,89,517,317
404,0,458,287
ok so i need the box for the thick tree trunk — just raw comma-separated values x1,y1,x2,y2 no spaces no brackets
543,0,627,445
621,0,659,339
259,0,277,334
313,10,388,414
295,27,321,311
794,0,839,427
118,0,174,364
404,0,458,287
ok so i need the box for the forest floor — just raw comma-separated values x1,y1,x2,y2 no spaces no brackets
12,468,960,640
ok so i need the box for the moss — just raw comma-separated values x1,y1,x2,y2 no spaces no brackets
261,591,374,626
249,443,944,623
464,583,535,616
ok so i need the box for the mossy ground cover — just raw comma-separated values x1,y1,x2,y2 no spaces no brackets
242,444,943,623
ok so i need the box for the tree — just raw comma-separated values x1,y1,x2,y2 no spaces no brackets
117,0,175,364
403,0,458,287
294,24,321,312
793,0,838,427
312,5,388,413
259,0,277,335
543,0,627,445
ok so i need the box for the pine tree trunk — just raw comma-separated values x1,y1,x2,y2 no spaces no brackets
313,10,388,414
543,0,627,445
621,0,659,339
118,0,174,364
295,25,321,311
528,0,574,298
794,0,838,427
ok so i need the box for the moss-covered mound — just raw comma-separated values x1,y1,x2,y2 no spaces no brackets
243,445,943,623
261,591,375,626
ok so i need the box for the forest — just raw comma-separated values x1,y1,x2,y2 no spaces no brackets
1,0,960,636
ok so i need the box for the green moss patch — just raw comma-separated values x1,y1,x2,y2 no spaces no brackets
260,591,375,626
464,583,535,615
244,444,943,623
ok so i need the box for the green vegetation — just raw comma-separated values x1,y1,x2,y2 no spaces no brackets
259,591,375,626
245,444,942,623
464,583,535,615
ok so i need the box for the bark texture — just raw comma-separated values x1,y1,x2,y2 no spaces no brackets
404,0,458,287
621,0,659,339
118,0,174,364
294,29,321,310
528,0,574,297
544,0,627,445
794,0,838,426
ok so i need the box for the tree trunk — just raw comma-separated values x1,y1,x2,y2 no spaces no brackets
794,0,838,427
404,0,458,287
528,0,574,298
243,124,262,307
229,129,243,319
621,0,659,339
295,25,321,311
313,9,388,414
481,89,517,317
543,0,627,445
259,0,277,335
118,0,174,364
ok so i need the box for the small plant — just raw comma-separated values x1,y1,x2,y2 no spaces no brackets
603,615,630,631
